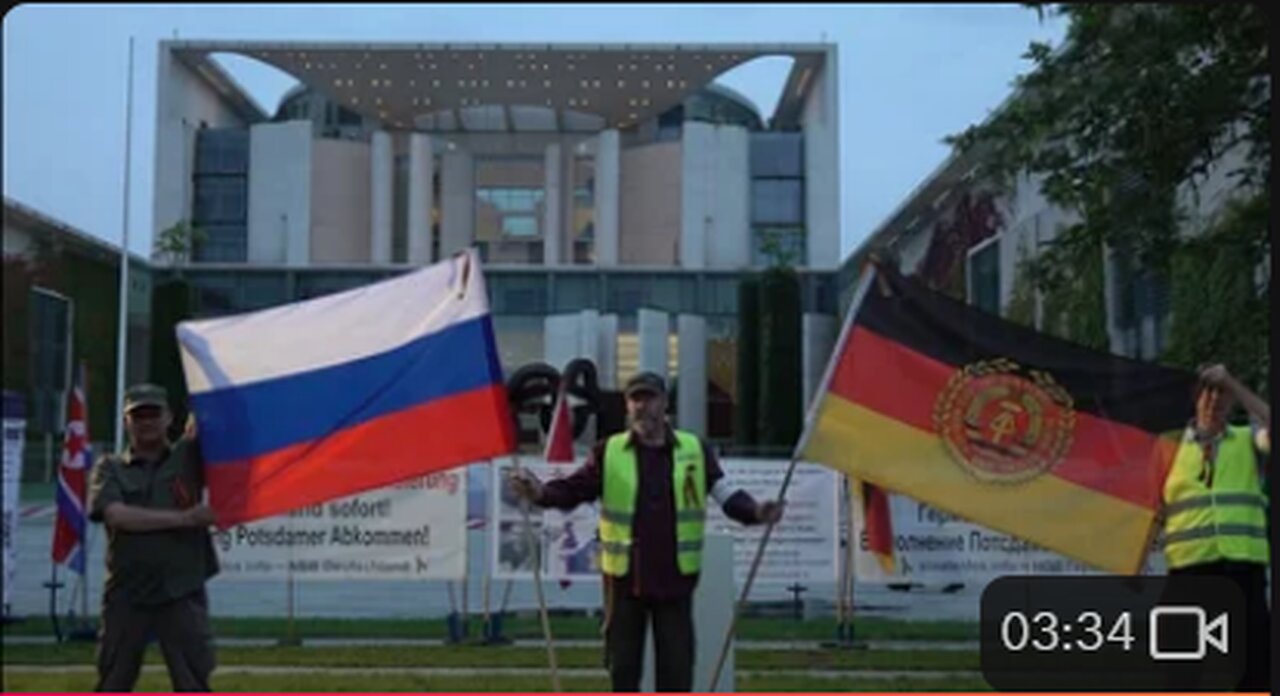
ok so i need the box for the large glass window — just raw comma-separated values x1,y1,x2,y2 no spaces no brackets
751,180,804,226
752,227,805,267
194,129,249,175
29,288,70,433
700,276,740,316
296,273,382,301
967,239,1001,315
750,133,804,178
572,156,595,265
489,273,548,315
197,225,248,263
193,128,249,262
193,178,247,224
475,157,545,264
607,275,695,314
189,275,239,317
552,274,601,312
238,274,290,311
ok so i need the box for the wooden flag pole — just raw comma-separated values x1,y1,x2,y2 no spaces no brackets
842,476,858,644
512,453,561,691
836,475,852,638
708,266,878,691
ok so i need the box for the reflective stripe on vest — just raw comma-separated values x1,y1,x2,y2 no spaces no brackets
1162,425,1269,568
599,430,707,577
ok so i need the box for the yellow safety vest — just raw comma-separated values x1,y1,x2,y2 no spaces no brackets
599,430,706,577
1162,425,1268,569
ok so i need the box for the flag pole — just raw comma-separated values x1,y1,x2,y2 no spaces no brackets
512,453,561,690
79,362,92,627
481,461,493,640
708,264,879,691
834,475,850,639
842,476,858,644
112,35,136,454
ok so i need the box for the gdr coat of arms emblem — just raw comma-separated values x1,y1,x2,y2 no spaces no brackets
933,358,1076,484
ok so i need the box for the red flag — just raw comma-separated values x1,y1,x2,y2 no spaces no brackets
861,480,895,574
544,387,574,464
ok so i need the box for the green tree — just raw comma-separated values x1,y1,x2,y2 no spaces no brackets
149,279,196,439
735,276,761,448
756,266,802,450
948,3,1269,382
153,220,207,268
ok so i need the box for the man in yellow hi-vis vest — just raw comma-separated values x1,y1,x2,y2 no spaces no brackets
511,371,783,692
1162,364,1270,691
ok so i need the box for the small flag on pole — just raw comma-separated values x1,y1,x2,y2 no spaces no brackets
853,478,895,574
544,387,574,464
52,363,90,574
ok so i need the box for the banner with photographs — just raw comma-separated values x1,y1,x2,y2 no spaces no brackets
488,456,839,585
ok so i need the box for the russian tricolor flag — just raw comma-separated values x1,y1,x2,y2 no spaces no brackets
177,250,515,526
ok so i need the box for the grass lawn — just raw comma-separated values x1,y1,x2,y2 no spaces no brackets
1,643,980,672
0,669,992,693
2,614,977,642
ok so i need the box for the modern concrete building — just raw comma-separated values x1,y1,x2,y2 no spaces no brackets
3,197,151,470
149,41,843,444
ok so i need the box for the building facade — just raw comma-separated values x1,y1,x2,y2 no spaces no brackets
150,41,844,444
3,197,151,477
837,107,1261,364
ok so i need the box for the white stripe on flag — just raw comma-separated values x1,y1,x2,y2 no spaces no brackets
178,249,489,394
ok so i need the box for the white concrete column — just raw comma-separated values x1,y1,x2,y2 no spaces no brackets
370,130,393,264
637,308,669,378
708,126,750,269
598,314,619,390
642,534,734,691
441,150,475,257
594,129,621,266
544,314,580,371
248,121,312,266
802,313,838,410
680,122,712,270
543,143,563,265
677,314,707,437
407,133,434,264
577,309,601,369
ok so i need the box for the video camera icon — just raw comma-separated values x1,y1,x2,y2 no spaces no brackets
1149,606,1229,661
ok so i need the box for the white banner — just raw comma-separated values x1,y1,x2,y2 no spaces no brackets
850,482,1167,583
2,414,25,614
490,457,839,586
211,470,468,580
711,459,840,585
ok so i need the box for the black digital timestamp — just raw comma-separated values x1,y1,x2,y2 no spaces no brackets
980,575,1246,691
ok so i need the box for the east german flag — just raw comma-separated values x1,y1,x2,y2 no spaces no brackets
802,262,1194,573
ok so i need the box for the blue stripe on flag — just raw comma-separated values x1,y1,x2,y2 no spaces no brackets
193,315,505,464
54,482,86,536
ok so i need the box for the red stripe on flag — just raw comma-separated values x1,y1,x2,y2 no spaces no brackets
207,383,513,526
544,388,574,464
829,327,1172,511
862,481,894,571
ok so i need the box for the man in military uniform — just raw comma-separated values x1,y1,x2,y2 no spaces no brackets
88,384,218,692
511,371,783,691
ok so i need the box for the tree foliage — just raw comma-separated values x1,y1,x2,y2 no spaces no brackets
948,3,1269,380
153,219,206,267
